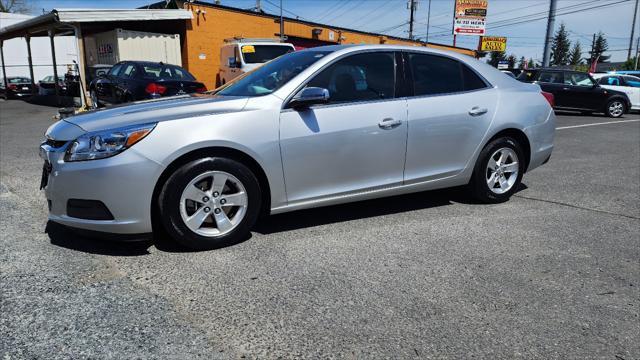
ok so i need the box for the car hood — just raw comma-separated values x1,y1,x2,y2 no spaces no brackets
63,94,249,134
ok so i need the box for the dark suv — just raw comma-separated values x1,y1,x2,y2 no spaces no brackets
518,69,630,117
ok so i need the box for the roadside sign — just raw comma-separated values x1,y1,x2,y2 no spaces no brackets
480,36,507,52
497,60,509,70
453,0,488,36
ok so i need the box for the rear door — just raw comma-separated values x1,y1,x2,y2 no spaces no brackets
535,71,566,106
403,52,498,183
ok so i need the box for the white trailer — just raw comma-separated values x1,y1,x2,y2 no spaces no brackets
84,28,182,67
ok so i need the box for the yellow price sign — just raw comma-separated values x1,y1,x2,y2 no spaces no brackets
480,36,507,52
241,45,255,54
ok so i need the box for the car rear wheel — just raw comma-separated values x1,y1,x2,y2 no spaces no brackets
605,99,625,118
158,157,261,250
469,137,524,203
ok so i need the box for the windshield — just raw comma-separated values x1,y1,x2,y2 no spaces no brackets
241,45,294,64
218,50,330,97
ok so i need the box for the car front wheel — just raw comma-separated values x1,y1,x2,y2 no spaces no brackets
470,137,525,203
605,99,626,118
158,157,261,250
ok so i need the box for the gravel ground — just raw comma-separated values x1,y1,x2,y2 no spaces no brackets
1,100,638,359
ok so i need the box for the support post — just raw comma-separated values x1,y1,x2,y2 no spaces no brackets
49,29,60,104
74,25,88,109
628,0,639,60
279,0,284,41
542,0,557,67
408,0,416,40
0,41,8,97
425,0,431,45
26,35,36,96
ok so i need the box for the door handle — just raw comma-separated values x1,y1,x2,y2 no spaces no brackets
378,118,402,129
562,87,570,90
468,106,488,116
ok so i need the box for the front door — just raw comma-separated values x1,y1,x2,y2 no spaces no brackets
279,51,408,203
562,72,602,110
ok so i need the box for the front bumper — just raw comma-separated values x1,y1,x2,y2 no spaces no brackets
40,143,165,234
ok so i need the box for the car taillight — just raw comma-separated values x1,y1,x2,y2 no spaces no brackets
195,85,207,93
8,84,17,90
541,91,554,108
145,83,166,95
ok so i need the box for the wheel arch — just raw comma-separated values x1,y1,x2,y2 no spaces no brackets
150,146,272,230
605,95,630,112
485,128,532,172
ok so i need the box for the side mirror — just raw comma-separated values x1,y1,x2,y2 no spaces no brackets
289,87,330,110
228,57,240,68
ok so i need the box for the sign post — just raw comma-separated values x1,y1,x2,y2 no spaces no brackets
452,0,488,37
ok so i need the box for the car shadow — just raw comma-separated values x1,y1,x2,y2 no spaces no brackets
46,221,153,256
47,184,528,254
254,185,493,235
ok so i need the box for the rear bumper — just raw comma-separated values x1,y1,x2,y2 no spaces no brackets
525,109,556,172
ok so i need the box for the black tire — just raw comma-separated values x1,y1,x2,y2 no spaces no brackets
605,98,626,118
158,157,262,250
469,137,525,203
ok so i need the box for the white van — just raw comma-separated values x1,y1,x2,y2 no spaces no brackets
218,39,295,87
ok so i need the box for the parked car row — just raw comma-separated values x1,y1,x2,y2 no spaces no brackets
517,68,635,118
0,77,35,99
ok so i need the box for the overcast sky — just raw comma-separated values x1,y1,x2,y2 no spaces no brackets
24,0,639,63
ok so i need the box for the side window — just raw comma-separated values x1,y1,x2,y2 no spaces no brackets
622,76,640,87
538,72,563,84
108,63,123,77
408,53,464,95
565,72,593,86
462,64,487,91
122,64,138,79
307,52,395,104
597,76,611,85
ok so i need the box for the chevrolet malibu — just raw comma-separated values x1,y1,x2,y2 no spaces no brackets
40,45,555,250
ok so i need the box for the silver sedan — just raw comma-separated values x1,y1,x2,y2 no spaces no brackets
40,45,555,250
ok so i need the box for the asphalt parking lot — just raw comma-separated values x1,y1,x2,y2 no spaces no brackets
1,100,638,359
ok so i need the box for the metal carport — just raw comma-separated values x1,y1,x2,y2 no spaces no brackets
0,9,192,108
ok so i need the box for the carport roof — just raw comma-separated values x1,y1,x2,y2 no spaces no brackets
0,9,193,40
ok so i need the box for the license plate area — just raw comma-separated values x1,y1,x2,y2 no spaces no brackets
40,161,52,190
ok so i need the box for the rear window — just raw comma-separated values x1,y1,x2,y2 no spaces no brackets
517,71,537,82
537,72,563,84
142,64,195,81
241,45,294,64
8,78,30,84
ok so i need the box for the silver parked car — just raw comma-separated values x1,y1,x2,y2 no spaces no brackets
40,45,555,250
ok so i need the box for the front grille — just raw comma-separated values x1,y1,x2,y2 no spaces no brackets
44,139,68,149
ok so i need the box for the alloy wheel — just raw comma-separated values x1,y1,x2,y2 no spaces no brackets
486,147,519,194
608,101,624,117
179,170,248,237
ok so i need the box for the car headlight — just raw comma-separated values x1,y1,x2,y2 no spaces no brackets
65,123,156,162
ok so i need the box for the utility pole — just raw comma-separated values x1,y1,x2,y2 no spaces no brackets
408,0,417,40
628,0,639,60
425,0,431,45
279,0,284,41
635,37,639,69
542,0,557,67
590,33,596,64
255,0,261,12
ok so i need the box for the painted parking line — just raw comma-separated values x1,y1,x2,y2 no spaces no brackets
556,119,640,130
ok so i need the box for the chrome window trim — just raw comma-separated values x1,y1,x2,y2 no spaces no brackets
280,95,409,113
281,49,399,111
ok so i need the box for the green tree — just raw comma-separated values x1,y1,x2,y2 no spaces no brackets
569,41,582,66
518,56,527,69
0,0,31,13
589,31,610,63
621,57,638,70
488,51,506,68
475,50,488,59
527,58,536,69
506,54,517,69
551,23,571,66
